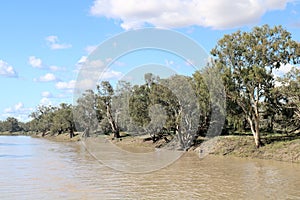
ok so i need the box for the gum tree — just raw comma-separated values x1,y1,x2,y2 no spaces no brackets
276,67,300,131
29,105,56,135
97,81,120,139
74,90,98,137
51,103,75,138
211,25,300,147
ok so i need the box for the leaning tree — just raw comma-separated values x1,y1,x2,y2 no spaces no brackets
97,81,120,139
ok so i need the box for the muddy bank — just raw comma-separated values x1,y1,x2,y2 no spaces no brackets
0,131,30,136
194,135,300,163
110,134,168,153
25,131,300,163
111,133,300,163
31,132,81,142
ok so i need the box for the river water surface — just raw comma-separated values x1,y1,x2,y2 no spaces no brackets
0,136,300,199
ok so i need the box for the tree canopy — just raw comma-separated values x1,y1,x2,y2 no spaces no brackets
211,25,300,147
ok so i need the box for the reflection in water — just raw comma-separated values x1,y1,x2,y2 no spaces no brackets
0,136,300,199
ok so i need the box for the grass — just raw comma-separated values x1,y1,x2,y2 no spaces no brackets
194,133,300,163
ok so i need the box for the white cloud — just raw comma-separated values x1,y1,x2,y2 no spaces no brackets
39,97,52,106
106,57,113,63
0,60,18,78
49,65,65,71
45,35,58,43
90,0,292,30
41,91,53,98
77,58,106,80
74,56,124,91
101,70,123,79
76,79,95,91
55,80,76,90
85,45,98,54
273,63,295,78
3,102,33,122
273,64,300,87
73,70,123,92
86,59,105,68
111,60,126,67
45,35,72,50
77,56,88,66
28,56,43,68
34,73,57,82
50,43,72,50
165,59,174,67
28,56,65,72
14,102,24,111
4,102,24,113
4,107,12,113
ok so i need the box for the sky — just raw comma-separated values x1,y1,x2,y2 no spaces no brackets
0,0,300,122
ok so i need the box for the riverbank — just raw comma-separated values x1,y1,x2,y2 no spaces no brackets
2,131,299,163
0,131,81,142
111,133,300,163
0,131,31,136
193,134,300,163
31,132,81,142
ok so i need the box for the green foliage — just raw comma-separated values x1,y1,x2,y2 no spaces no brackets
28,103,75,136
274,67,300,132
97,81,120,138
29,105,56,133
129,84,151,127
211,24,300,147
113,80,133,131
73,90,98,135
0,117,22,132
50,103,75,135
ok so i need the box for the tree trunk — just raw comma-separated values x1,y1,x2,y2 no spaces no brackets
69,124,74,138
175,107,185,150
254,115,262,147
247,116,262,148
69,129,74,138
113,130,120,139
176,124,185,150
253,130,261,148
83,127,90,138
106,104,120,138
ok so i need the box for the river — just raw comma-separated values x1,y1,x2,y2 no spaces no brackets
0,136,300,199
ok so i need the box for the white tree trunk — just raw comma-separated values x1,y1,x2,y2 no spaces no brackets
247,116,261,148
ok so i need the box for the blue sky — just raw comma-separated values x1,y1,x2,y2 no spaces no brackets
0,0,299,122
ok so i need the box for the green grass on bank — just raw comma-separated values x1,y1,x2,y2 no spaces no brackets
195,133,300,163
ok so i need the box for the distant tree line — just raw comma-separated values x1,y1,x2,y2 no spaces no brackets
0,117,27,133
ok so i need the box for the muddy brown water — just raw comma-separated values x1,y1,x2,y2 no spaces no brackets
1,136,300,199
